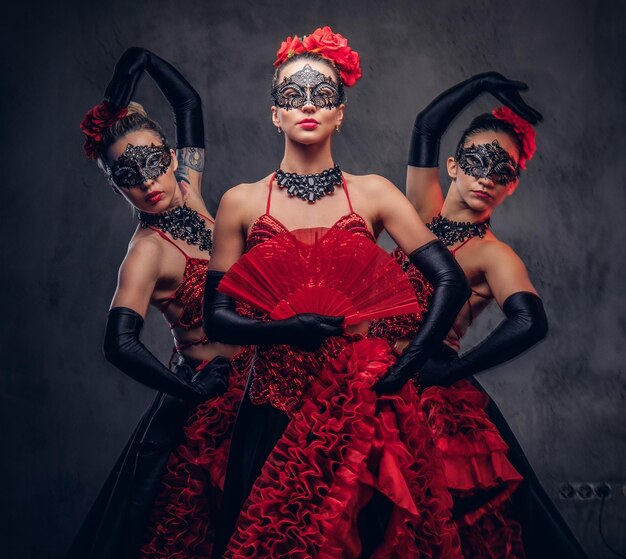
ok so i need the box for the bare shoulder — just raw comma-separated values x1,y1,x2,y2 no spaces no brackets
343,173,403,214
476,237,526,271
219,177,269,210
345,172,398,194
124,228,165,271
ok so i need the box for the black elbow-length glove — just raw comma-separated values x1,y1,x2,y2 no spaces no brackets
104,307,229,404
374,240,471,394
408,72,543,168
418,291,548,388
202,271,344,351
104,46,204,148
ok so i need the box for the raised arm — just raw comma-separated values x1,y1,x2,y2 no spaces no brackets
406,72,542,221
203,187,344,350
105,240,228,403
419,242,548,387
104,47,206,194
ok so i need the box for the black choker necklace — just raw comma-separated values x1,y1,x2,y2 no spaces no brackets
426,214,490,247
275,165,343,203
139,204,212,253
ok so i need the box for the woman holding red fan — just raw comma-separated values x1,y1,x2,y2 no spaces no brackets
370,76,588,557
204,27,472,558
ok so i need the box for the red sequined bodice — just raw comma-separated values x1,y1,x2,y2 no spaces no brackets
146,222,212,339
246,212,374,250
163,257,209,330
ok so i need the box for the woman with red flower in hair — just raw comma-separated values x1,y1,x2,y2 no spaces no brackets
370,75,588,557
203,26,473,558
68,48,249,559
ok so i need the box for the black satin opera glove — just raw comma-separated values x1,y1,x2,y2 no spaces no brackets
374,240,471,394
418,291,548,388
104,307,229,404
104,47,204,148
202,271,344,351
408,72,543,167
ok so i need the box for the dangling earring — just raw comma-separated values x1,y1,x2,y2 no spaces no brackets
277,127,283,134
335,125,341,133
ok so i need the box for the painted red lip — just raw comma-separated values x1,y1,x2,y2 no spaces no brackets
298,118,319,130
472,190,493,200
145,192,164,203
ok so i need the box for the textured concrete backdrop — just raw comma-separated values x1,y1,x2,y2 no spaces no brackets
1,1,624,557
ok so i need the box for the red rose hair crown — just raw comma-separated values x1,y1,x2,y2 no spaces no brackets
80,101,129,159
491,106,536,169
274,26,362,87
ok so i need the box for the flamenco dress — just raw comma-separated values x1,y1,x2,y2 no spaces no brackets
211,178,466,559
67,215,252,559
370,243,588,559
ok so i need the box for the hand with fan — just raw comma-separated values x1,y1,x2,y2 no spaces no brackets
218,227,421,327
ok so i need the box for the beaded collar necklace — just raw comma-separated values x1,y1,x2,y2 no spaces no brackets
426,214,490,247
138,204,212,253
275,165,343,203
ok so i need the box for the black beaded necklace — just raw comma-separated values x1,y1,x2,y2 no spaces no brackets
138,204,212,253
426,214,490,247
275,165,343,203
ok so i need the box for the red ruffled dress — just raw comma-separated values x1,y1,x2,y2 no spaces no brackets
371,247,526,558
211,181,465,559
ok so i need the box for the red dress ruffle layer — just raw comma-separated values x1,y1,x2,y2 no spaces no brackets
418,381,523,522
418,381,525,557
224,337,464,559
138,348,252,559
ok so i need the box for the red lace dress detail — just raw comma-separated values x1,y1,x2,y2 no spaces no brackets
136,223,253,559
369,246,434,345
372,246,526,557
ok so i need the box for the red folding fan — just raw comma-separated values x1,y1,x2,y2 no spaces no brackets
219,227,420,325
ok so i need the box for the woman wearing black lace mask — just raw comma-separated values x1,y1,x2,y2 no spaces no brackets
201,26,478,558
68,48,248,559
370,74,588,558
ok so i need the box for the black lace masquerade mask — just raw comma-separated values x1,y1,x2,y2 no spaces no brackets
456,140,520,185
107,143,172,188
272,64,344,110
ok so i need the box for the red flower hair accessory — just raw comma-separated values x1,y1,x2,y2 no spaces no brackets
492,106,536,169
274,26,362,87
80,101,129,159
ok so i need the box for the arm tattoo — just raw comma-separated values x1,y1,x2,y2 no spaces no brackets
175,147,205,185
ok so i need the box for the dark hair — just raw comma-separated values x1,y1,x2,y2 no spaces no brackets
455,113,522,160
97,102,167,172
271,52,346,103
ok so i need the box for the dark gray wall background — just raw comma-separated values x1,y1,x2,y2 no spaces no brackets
1,1,624,557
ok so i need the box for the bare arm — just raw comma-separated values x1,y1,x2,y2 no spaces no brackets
105,237,230,401
406,166,445,223
481,241,538,307
110,237,163,316
372,176,437,253
207,186,248,272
